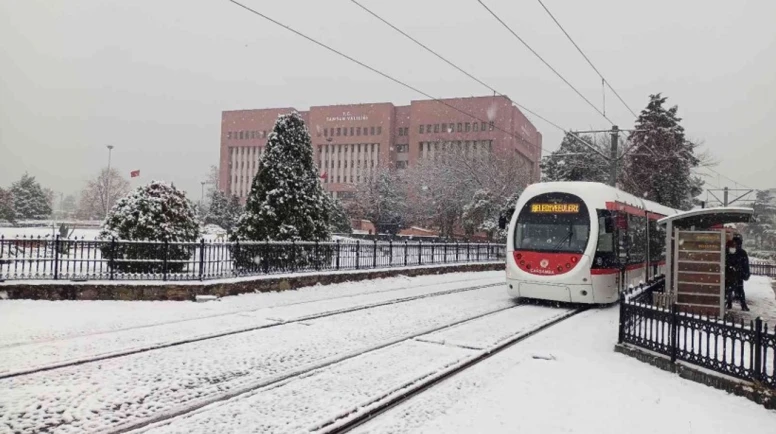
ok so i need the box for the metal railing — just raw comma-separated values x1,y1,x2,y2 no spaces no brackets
0,235,505,282
751,263,776,279
619,280,775,389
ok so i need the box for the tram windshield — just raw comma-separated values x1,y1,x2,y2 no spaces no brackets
514,193,590,254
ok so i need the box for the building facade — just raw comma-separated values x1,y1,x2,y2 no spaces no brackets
219,95,542,202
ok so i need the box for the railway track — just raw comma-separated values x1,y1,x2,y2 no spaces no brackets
0,280,504,380
125,304,585,434
322,307,586,434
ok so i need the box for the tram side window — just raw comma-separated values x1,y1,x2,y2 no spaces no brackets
628,214,647,265
596,211,614,253
648,220,665,263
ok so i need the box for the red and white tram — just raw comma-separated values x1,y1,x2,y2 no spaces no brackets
505,182,679,304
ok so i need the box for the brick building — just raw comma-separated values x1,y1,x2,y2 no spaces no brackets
219,95,542,202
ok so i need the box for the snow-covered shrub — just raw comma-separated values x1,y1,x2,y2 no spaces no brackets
99,181,200,274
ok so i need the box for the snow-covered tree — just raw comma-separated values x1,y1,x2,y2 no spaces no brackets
406,145,531,239
620,94,703,210
746,189,776,249
99,181,200,273
76,168,131,220
0,187,16,223
234,112,331,242
351,167,406,235
540,133,610,183
328,196,352,234
10,173,52,220
203,188,242,234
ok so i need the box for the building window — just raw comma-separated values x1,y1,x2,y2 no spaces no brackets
398,128,403,136
370,126,376,135
227,132,232,139
376,126,382,135
457,123,462,132
419,125,424,134
404,127,409,136
434,124,439,133
336,127,341,136
473,122,479,132
239,131,244,140
489,121,494,131
426,124,432,134
344,160,347,168
324,128,328,137
465,122,471,132
397,144,409,153
441,123,447,133
350,127,354,136
396,161,408,169
481,122,486,131
356,127,361,136
343,127,348,136
318,145,322,155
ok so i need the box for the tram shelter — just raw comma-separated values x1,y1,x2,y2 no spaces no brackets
658,207,754,316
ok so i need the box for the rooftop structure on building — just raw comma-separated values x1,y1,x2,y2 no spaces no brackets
219,95,543,202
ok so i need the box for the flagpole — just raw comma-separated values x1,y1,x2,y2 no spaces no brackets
105,145,114,219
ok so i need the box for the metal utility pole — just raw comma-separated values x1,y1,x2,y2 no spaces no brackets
723,187,729,207
105,145,114,219
609,125,619,187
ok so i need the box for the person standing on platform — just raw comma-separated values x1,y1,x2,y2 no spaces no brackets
725,233,751,311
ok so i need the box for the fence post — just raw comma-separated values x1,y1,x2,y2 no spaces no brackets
199,238,205,281
373,239,377,269
431,242,435,264
618,291,626,343
388,239,393,266
670,303,678,363
418,240,423,265
404,241,408,267
486,241,490,260
336,239,341,271
355,240,360,270
444,241,447,264
753,317,763,382
53,235,60,280
162,240,169,281
109,237,116,281
314,240,320,271
291,240,297,273
467,242,470,261
455,241,459,263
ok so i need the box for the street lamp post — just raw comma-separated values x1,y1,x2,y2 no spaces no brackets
106,145,114,219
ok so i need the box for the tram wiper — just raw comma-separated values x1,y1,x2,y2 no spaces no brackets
551,231,573,251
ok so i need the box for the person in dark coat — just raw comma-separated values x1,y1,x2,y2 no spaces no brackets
725,233,751,311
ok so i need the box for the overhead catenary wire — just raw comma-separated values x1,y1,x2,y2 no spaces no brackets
225,0,608,161
476,0,615,125
536,0,639,118
347,0,609,161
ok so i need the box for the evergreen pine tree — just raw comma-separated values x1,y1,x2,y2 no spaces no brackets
540,133,609,183
0,187,16,223
234,112,331,241
203,189,242,234
327,196,352,234
10,173,52,220
620,94,703,209
748,189,776,250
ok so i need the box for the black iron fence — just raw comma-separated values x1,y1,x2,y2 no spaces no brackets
0,235,505,282
619,280,775,389
751,263,776,279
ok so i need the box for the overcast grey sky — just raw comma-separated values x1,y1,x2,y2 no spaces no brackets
1,0,774,202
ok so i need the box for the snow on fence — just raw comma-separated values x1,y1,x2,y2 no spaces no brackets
0,235,505,282
750,262,776,279
619,282,775,389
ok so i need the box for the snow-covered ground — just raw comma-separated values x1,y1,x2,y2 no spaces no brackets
0,274,504,376
352,308,776,434
0,282,516,433
732,275,776,324
0,272,502,346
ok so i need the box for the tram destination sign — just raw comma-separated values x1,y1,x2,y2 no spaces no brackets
530,203,580,213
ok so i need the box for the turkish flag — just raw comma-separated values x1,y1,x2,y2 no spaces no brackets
130,170,140,178
320,171,327,179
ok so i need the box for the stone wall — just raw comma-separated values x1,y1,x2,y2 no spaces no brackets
1,263,504,302
614,343,774,410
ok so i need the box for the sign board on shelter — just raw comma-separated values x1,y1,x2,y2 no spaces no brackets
674,231,725,317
